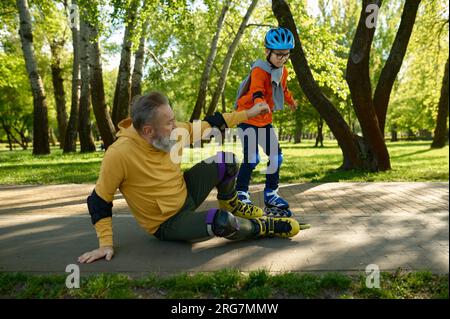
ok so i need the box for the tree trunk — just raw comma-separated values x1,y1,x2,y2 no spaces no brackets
1,121,14,151
64,0,80,153
431,57,449,148
221,90,226,113
272,0,363,170
50,41,68,149
373,0,421,134
294,123,302,144
391,127,398,142
88,24,117,150
130,20,148,102
315,117,324,147
111,0,139,127
206,0,259,116
78,19,96,153
190,0,231,121
16,0,50,155
346,0,395,171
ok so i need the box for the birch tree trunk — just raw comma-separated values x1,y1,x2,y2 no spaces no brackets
16,0,50,155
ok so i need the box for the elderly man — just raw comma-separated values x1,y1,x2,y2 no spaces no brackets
78,92,301,264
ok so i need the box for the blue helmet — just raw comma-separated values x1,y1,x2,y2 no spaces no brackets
265,27,295,50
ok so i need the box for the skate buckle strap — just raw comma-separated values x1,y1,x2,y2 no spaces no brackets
205,209,218,237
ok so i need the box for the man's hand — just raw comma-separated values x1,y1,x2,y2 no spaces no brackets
78,246,114,264
246,102,270,118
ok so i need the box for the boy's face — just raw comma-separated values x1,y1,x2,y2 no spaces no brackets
265,49,290,68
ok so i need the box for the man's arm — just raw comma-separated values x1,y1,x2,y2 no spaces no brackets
175,104,269,146
78,147,125,264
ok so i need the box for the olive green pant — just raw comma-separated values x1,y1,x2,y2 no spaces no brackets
154,153,258,242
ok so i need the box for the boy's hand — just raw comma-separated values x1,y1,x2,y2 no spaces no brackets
78,246,114,264
288,100,298,111
246,102,270,118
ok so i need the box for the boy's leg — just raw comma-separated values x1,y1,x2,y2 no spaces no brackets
236,123,260,193
260,124,282,191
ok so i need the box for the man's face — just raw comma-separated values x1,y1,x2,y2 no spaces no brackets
142,104,177,152
266,49,290,68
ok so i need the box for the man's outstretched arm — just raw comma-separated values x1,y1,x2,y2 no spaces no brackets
78,147,124,263
78,191,115,264
176,102,270,146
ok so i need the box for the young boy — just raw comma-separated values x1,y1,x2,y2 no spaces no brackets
235,27,298,218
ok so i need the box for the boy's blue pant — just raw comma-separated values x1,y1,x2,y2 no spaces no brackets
236,123,283,193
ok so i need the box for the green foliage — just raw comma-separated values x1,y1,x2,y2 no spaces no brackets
0,0,448,152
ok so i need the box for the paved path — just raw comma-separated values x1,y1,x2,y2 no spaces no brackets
0,182,448,276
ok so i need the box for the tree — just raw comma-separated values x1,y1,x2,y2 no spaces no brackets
78,18,96,152
88,21,117,149
431,57,449,148
64,0,81,153
111,0,139,127
272,0,421,171
16,0,50,155
190,0,231,121
206,0,259,116
89,22,116,149
130,20,149,101
49,37,68,149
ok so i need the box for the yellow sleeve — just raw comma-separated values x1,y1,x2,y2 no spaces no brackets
92,146,126,247
95,218,113,247
175,110,248,145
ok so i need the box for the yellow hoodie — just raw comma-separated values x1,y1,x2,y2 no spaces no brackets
93,111,248,247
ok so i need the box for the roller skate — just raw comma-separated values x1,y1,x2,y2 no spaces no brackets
253,216,300,238
237,191,252,205
219,192,264,219
264,188,311,229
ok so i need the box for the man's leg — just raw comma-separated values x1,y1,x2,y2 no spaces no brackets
183,151,239,207
156,201,259,241
156,207,300,241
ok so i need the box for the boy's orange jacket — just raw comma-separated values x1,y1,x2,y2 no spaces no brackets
236,66,294,127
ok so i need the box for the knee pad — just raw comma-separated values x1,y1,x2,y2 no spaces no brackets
205,208,240,238
217,152,239,184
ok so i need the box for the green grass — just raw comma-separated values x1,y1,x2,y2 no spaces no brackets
0,269,447,299
0,140,448,184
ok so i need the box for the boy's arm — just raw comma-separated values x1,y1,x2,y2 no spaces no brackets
78,147,125,263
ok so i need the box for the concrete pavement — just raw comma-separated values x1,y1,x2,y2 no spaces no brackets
0,182,448,276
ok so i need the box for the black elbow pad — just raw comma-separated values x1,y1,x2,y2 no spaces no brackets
87,190,113,225
204,112,228,132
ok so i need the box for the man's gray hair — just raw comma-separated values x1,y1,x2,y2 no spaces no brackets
131,91,169,131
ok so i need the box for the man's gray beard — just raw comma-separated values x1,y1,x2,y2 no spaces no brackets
152,134,177,153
